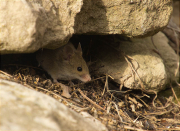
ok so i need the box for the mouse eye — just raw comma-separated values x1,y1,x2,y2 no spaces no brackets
77,67,82,72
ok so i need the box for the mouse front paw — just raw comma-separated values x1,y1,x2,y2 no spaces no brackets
56,83,71,98
61,84,71,98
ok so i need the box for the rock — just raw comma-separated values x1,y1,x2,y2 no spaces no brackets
0,79,107,131
74,0,172,37
162,0,180,53
0,0,83,54
153,32,178,83
171,0,180,27
163,18,180,46
92,32,178,92
0,0,172,54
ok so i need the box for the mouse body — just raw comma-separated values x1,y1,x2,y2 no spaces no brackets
36,42,91,97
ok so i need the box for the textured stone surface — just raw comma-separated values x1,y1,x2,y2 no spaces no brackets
74,0,173,37
0,0,83,54
0,0,172,54
93,32,178,92
0,79,107,131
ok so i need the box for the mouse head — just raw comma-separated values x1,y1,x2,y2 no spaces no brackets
61,43,91,82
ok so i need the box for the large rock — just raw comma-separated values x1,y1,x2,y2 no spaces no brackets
0,0,172,54
92,32,178,92
74,0,172,37
0,0,83,54
0,79,107,131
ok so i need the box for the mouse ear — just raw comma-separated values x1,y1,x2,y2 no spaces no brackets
77,42,82,55
62,44,75,61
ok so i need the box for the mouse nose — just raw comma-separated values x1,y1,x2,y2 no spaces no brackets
81,74,91,82
87,75,91,81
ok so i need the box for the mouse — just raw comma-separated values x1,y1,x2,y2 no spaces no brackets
36,42,91,98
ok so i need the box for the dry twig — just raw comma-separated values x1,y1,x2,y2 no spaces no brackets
123,55,145,89
77,88,106,112
0,70,13,77
102,75,108,96
170,83,180,106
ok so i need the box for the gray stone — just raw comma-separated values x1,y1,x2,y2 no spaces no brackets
93,32,178,92
0,79,107,131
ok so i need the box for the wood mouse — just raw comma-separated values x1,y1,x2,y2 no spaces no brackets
36,42,91,98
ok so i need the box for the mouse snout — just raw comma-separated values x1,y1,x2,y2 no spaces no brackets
81,74,91,82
